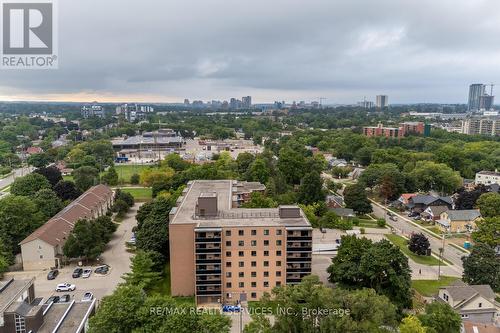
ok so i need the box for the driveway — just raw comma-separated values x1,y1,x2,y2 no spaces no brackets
4,203,141,303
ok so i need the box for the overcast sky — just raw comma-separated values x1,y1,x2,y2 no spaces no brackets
1,0,500,104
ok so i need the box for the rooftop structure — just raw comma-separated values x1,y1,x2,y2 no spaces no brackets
169,180,312,305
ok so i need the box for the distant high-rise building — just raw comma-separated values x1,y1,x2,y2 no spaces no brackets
461,116,500,136
376,95,389,108
358,99,374,109
81,104,104,118
479,95,494,110
184,99,190,106
242,96,252,108
468,84,486,111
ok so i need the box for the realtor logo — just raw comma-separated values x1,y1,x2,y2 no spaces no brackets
1,0,58,69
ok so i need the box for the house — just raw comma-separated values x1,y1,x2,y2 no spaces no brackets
26,147,43,155
19,185,114,270
0,278,95,333
407,195,453,214
231,180,266,208
437,210,482,233
348,167,365,180
326,195,344,208
329,208,355,219
397,193,417,206
421,205,449,221
54,161,73,176
475,170,500,186
462,322,500,333
329,158,348,168
438,280,498,324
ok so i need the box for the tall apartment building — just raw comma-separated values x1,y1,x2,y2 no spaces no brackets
376,95,389,108
468,84,486,111
169,180,312,305
242,96,252,109
461,117,500,136
81,104,104,118
363,122,430,138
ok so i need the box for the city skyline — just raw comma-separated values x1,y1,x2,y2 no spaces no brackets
1,0,500,104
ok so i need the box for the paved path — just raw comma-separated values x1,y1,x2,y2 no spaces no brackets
0,166,34,190
371,202,465,275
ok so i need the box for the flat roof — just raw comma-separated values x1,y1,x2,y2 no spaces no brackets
170,180,310,228
38,300,95,333
0,278,33,313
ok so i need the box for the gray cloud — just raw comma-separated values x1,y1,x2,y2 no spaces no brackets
1,0,500,103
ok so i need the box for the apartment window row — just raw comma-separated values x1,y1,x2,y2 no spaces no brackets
225,271,282,278
225,240,282,247
225,229,283,237
225,250,282,257
225,261,282,268
226,281,281,288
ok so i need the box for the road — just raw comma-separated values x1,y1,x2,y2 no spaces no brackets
371,203,466,273
0,166,34,190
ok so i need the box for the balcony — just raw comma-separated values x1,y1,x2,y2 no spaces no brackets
286,257,312,262
196,259,221,264
195,237,222,243
195,248,222,254
286,267,312,273
287,236,313,241
196,269,222,275
196,289,222,296
286,247,312,253
196,280,222,285
286,278,303,284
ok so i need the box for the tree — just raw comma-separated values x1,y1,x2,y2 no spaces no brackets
123,251,161,289
318,211,353,230
399,315,426,333
408,233,430,256
418,302,462,333
462,243,500,292
297,171,325,205
162,153,191,171
454,185,488,210
27,152,50,168
140,168,174,187
33,189,64,219
344,184,373,214
328,236,412,311
130,173,140,185
34,166,63,187
247,157,270,184
73,166,99,191
88,285,145,333
476,192,500,218
101,166,118,186
115,189,135,207
0,195,44,254
54,180,82,201
409,161,462,194
236,152,255,175
10,173,51,197
471,217,500,249
242,192,277,208
63,217,115,261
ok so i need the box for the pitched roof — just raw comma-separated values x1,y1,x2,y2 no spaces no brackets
409,195,453,206
446,209,481,221
425,205,449,216
20,185,113,246
441,280,496,308
463,322,500,333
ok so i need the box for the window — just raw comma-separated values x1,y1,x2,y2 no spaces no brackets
39,255,43,259
251,251,257,256
276,261,281,266
276,240,282,246
251,292,257,299
251,261,257,267
239,282,244,288
226,251,231,257
226,230,231,236
239,261,244,267
238,240,244,246
264,229,269,235
276,230,282,236
264,281,269,287
226,262,232,267
238,230,244,236
478,302,482,308
226,272,232,278
251,240,257,246
264,261,269,267
226,241,232,247
251,282,257,288
276,251,282,256
264,271,269,277
14,314,26,333
226,282,232,288
264,240,269,246
276,281,281,287
239,272,244,278
239,251,244,257
264,251,269,256
251,230,257,235
461,314,469,319
251,272,257,277
276,271,281,277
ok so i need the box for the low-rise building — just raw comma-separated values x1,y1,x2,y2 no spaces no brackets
81,104,104,119
169,180,312,305
421,205,449,221
438,280,498,324
407,195,453,214
0,278,95,333
19,185,114,270
437,209,481,233
475,170,500,186
363,122,430,138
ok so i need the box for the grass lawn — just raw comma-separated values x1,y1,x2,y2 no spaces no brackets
121,187,152,201
149,262,195,305
357,219,386,229
412,276,459,297
114,164,150,183
62,175,73,181
385,234,446,266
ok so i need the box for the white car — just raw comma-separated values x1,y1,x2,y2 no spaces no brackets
55,283,76,292
82,269,92,278
82,292,93,302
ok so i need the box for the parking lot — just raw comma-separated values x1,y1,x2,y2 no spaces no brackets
5,203,140,304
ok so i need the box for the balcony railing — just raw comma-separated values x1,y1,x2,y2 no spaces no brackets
196,269,222,275
287,236,312,241
195,248,222,254
286,247,312,252
196,280,222,285
196,259,221,264
196,290,222,296
286,257,312,262
195,237,222,243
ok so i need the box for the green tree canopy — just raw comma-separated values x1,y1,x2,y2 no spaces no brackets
10,173,51,197
476,192,500,218
462,243,500,292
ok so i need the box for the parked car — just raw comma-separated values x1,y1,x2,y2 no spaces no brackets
408,211,419,218
390,216,398,221
72,268,83,278
319,227,326,234
222,305,241,312
82,269,92,278
82,292,94,302
59,294,71,303
45,296,60,304
413,215,421,220
94,265,110,275
47,269,59,280
55,283,76,292
387,212,395,217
